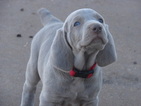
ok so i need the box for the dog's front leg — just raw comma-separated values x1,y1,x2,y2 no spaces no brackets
39,102,61,106
21,60,40,106
82,97,99,106
21,83,36,106
39,89,64,106
39,95,59,106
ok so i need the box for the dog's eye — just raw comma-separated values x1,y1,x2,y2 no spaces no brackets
98,18,103,23
74,21,81,27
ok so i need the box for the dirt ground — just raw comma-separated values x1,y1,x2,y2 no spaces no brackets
0,0,141,106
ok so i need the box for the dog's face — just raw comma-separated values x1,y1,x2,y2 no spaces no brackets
64,9,108,54
53,8,116,70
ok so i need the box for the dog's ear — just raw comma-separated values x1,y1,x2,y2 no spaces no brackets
51,28,74,71
96,25,117,67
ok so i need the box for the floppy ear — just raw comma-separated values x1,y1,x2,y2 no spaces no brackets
51,28,74,71
96,25,117,67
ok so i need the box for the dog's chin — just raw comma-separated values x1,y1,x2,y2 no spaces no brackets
88,39,106,50
86,43,105,52
79,38,105,49
77,44,104,55
77,42,105,55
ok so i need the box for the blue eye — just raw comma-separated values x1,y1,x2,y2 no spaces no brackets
74,21,81,27
98,18,103,23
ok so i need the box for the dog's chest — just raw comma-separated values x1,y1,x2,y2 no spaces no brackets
61,78,94,100
46,73,101,105
70,78,85,93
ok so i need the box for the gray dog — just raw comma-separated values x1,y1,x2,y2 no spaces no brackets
21,8,117,106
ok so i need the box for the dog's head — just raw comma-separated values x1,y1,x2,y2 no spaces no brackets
64,9,108,54
52,8,117,71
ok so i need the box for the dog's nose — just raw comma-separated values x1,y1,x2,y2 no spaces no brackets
92,24,102,33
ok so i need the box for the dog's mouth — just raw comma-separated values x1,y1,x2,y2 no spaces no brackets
77,36,107,51
89,37,105,45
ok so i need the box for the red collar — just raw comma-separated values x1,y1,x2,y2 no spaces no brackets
69,63,97,78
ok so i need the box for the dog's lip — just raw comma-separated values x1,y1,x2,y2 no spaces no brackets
90,37,105,44
79,36,107,48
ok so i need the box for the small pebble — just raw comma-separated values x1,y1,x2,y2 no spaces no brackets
32,12,36,15
133,61,137,65
16,34,22,37
20,8,24,12
29,36,33,38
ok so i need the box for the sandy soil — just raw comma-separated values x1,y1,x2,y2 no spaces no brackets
0,0,141,106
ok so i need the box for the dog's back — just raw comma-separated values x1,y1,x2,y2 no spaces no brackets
31,9,63,77
34,8,63,48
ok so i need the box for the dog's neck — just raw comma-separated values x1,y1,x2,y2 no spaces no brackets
73,49,98,70
64,33,98,70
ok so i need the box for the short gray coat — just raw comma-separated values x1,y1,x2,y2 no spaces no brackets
21,8,117,106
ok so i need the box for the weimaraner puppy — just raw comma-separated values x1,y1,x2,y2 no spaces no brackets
21,8,117,106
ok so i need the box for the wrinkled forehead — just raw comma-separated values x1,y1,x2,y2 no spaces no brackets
65,8,102,22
